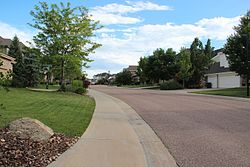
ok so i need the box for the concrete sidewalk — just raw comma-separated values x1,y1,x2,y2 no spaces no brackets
48,89,177,167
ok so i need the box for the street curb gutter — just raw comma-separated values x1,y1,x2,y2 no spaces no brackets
48,89,177,167
108,93,178,167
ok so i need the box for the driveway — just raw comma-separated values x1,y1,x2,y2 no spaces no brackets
92,85,250,167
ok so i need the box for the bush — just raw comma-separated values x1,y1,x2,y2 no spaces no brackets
74,87,86,95
160,80,183,90
72,80,83,87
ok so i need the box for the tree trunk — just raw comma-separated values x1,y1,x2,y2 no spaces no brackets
182,79,185,88
60,58,65,91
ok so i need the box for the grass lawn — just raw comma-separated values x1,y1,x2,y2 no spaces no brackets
193,87,250,98
35,84,60,90
0,88,95,136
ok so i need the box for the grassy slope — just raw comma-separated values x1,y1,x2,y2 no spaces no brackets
193,87,249,98
0,88,95,136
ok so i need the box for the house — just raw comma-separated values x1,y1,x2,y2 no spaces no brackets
0,53,16,75
205,51,242,88
93,72,110,84
107,74,116,84
0,36,26,54
125,65,139,83
125,65,138,76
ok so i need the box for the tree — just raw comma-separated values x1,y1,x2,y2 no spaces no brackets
143,48,178,83
8,35,22,59
29,2,102,90
177,48,193,87
160,48,179,81
224,11,250,77
8,36,40,87
137,57,148,84
22,47,40,87
204,39,214,60
189,38,211,87
115,70,132,85
8,36,26,87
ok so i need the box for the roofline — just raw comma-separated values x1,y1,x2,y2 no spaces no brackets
0,53,16,63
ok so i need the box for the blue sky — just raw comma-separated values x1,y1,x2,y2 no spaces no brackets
0,0,249,78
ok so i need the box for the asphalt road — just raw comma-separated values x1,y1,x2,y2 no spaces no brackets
92,86,250,167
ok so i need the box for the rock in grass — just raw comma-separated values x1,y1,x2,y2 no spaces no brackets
8,117,54,142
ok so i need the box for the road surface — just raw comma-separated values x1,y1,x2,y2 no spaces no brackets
92,85,250,167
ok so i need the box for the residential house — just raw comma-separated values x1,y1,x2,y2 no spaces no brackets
125,65,139,83
107,74,116,84
93,72,110,84
205,51,242,88
0,36,25,54
0,53,16,75
0,36,26,76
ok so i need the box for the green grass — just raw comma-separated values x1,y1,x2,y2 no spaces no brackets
35,84,60,90
0,88,95,136
193,87,250,98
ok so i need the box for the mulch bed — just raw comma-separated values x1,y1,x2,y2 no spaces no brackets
0,128,80,167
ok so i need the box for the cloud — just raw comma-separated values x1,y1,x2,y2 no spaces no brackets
195,16,241,40
0,21,35,46
91,16,241,70
90,1,171,25
92,1,171,14
91,12,142,25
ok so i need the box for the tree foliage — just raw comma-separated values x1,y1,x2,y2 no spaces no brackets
115,70,132,85
189,38,212,87
137,57,148,84
138,48,178,84
8,36,40,87
29,2,102,90
8,36,26,87
176,48,193,87
224,11,250,77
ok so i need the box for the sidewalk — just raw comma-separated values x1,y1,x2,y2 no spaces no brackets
48,89,177,167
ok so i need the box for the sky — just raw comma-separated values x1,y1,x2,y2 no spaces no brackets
0,0,249,78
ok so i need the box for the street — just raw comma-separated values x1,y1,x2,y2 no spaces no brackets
92,86,250,167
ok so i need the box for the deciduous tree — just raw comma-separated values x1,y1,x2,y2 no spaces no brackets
177,48,193,87
224,11,250,78
29,2,102,90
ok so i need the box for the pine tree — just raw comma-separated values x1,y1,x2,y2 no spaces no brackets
8,36,26,87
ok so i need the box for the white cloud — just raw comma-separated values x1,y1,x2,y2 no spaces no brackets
195,16,241,40
92,1,171,14
0,21,35,46
90,1,171,25
91,12,141,25
91,16,240,70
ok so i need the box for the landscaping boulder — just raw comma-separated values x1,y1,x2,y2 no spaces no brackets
8,117,54,141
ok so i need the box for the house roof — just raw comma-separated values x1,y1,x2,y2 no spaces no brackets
127,65,138,71
0,53,16,63
206,62,231,74
0,36,26,49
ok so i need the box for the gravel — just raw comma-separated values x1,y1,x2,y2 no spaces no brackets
0,128,79,167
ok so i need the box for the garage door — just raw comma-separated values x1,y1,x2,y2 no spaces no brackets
208,75,217,88
219,74,240,88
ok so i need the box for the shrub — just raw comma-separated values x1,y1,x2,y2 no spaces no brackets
74,87,86,95
72,80,83,87
160,80,183,90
